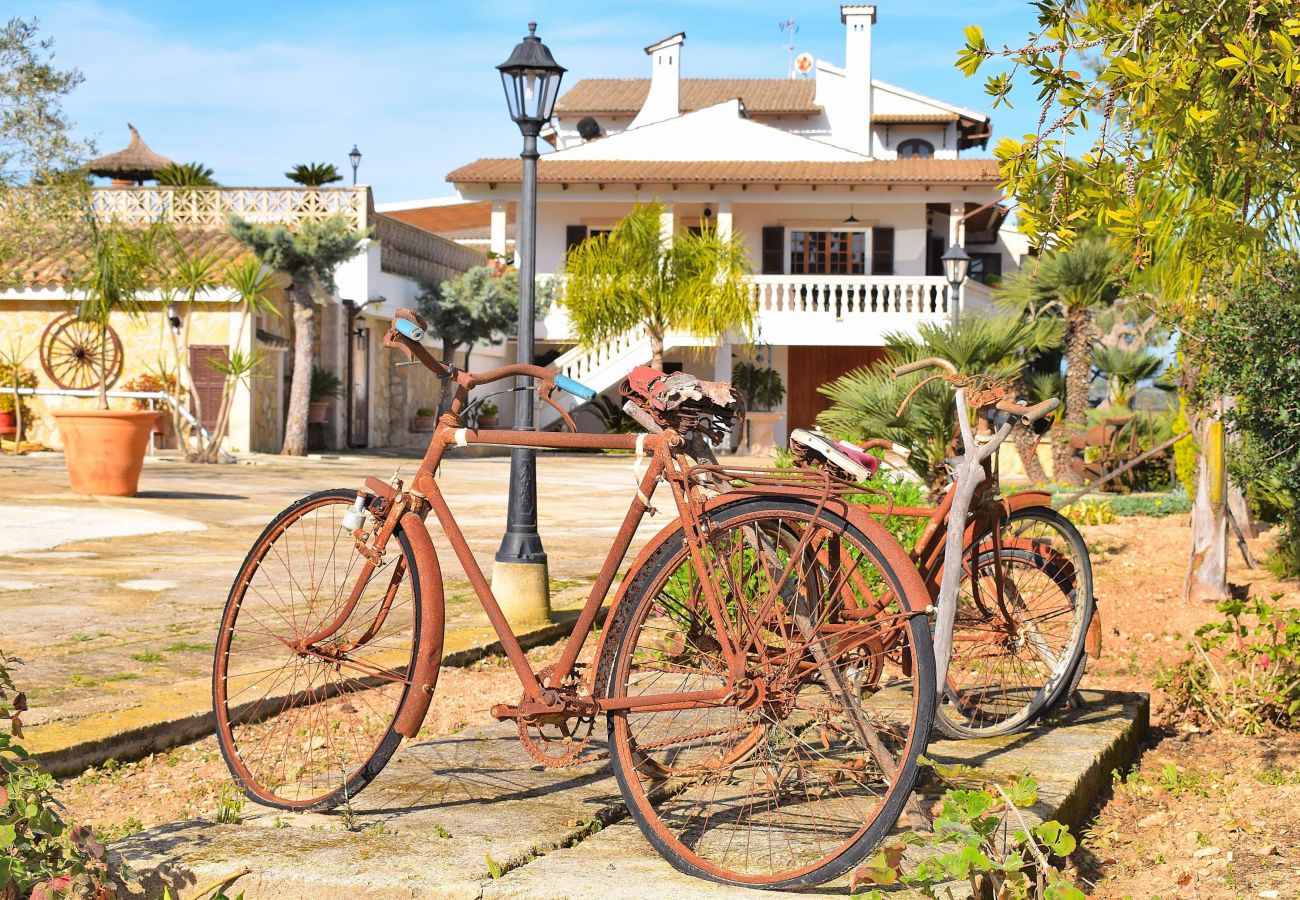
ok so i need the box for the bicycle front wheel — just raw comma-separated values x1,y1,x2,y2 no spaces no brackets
605,497,934,890
213,489,422,810
935,506,1094,739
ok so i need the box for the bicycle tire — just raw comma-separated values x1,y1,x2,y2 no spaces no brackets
604,497,935,890
213,489,422,811
933,506,1093,740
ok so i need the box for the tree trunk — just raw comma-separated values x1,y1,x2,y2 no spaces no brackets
435,339,458,417
1184,399,1228,603
1012,424,1049,484
1059,307,1095,485
649,330,665,371
282,288,314,456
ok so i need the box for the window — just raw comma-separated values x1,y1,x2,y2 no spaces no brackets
897,138,934,159
969,252,1003,285
789,231,866,275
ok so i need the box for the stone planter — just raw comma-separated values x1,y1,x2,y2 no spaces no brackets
53,409,159,496
742,410,783,457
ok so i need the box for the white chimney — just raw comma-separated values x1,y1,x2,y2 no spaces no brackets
840,4,876,153
631,32,684,128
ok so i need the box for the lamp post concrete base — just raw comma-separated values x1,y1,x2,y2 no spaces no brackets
491,559,551,627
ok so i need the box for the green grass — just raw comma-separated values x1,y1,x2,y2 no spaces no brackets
130,650,165,663
103,672,140,682
163,641,209,653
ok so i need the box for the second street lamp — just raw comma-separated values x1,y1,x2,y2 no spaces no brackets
940,243,971,328
349,145,362,185
492,22,565,625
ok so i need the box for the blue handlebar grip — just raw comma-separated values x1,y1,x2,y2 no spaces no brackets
394,318,425,342
554,374,596,400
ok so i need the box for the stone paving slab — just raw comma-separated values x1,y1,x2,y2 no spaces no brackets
116,691,1148,899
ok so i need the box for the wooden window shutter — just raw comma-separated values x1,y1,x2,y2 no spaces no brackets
761,226,784,274
871,227,895,275
189,345,229,431
564,225,588,255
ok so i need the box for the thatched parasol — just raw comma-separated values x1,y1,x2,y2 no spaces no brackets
87,124,175,184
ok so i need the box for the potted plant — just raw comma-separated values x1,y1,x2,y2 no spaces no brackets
309,365,343,424
477,400,499,429
410,407,436,432
0,348,38,451
52,217,162,495
732,360,786,456
121,369,182,447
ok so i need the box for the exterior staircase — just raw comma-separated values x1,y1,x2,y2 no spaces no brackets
538,328,664,430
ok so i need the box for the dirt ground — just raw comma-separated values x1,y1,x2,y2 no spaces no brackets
53,513,1300,898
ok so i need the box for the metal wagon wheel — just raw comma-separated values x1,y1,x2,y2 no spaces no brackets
40,312,124,391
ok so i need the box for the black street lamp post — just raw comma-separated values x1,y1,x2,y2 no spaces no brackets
940,243,971,328
349,145,362,185
494,23,565,576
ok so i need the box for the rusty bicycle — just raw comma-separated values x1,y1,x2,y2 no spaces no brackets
790,357,1097,740
212,308,938,890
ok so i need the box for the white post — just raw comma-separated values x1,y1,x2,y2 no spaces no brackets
490,200,508,257
716,199,733,242
660,204,675,247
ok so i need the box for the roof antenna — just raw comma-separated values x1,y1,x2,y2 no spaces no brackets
779,18,798,79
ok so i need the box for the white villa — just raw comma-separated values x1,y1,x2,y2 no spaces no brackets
388,4,1028,446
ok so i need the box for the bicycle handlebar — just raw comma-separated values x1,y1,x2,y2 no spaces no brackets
892,357,957,378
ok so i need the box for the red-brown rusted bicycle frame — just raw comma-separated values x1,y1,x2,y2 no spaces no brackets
305,322,900,742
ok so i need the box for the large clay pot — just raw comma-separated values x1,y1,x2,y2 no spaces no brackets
308,400,329,424
53,409,159,496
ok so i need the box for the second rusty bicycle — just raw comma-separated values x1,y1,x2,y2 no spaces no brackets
212,308,937,890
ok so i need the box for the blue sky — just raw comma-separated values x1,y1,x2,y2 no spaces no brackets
31,1,1044,203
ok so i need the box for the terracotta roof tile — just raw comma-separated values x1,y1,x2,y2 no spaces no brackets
3,229,253,288
381,201,515,240
873,112,961,124
554,79,819,116
447,158,1000,187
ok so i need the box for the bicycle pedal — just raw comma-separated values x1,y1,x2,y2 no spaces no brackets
490,702,522,721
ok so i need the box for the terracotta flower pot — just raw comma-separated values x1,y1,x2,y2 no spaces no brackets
410,414,435,432
0,411,14,431
53,409,159,496
477,415,499,429
308,400,329,424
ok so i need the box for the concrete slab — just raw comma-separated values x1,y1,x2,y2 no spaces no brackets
0,504,205,554
116,691,1148,899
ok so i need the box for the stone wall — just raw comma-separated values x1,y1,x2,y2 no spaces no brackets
1,300,239,449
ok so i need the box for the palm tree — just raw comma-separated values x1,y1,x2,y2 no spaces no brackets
155,162,218,187
817,313,1063,495
996,235,1125,482
284,163,343,187
1091,344,1163,408
228,215,368,455
561,201,753,370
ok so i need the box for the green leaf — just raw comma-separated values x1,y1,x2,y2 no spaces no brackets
963,24,985,49
485,853,504,879
1215,56,1246,68
0,822,14,850
1004,776,1039,807
1034,820,1078,856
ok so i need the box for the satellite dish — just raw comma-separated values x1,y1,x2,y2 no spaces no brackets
577,117,601,140
794,52,814,76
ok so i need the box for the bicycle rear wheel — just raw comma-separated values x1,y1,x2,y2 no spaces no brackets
605,497,933,890
935,506,1093,739
213,489,421,810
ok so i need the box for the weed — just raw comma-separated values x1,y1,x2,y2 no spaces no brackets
96,816,145,843
164,640,209,653
70,674,97,687
215,782,245,825
486,853,504,879
130,650,164,663
433,824,452,839
273,816,287,829
102,672,139,682
71,633,93,643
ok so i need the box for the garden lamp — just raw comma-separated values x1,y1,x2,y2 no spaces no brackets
494,22,564,609
349,145,362,185
940,243,971,326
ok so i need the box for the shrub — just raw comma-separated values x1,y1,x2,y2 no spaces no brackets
1155,595,1300,735
121,371,181,411
0,362,37,420
1,651,126,896
1105,490,1191,517
1058,499,1117,525
414,407,434,418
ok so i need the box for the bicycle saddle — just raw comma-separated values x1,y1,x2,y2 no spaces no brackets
620,366,744,443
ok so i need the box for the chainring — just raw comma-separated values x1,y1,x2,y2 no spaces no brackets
517,665,601,768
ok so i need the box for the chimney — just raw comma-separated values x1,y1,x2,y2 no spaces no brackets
840,5,876,153
631,32,685,128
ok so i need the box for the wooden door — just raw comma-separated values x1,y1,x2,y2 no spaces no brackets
786,345,888,434
189,345,229,433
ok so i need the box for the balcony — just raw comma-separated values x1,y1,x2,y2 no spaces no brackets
540,274,979,347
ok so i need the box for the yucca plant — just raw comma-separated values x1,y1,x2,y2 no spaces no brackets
817,313,1062,495
562,200,753,370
